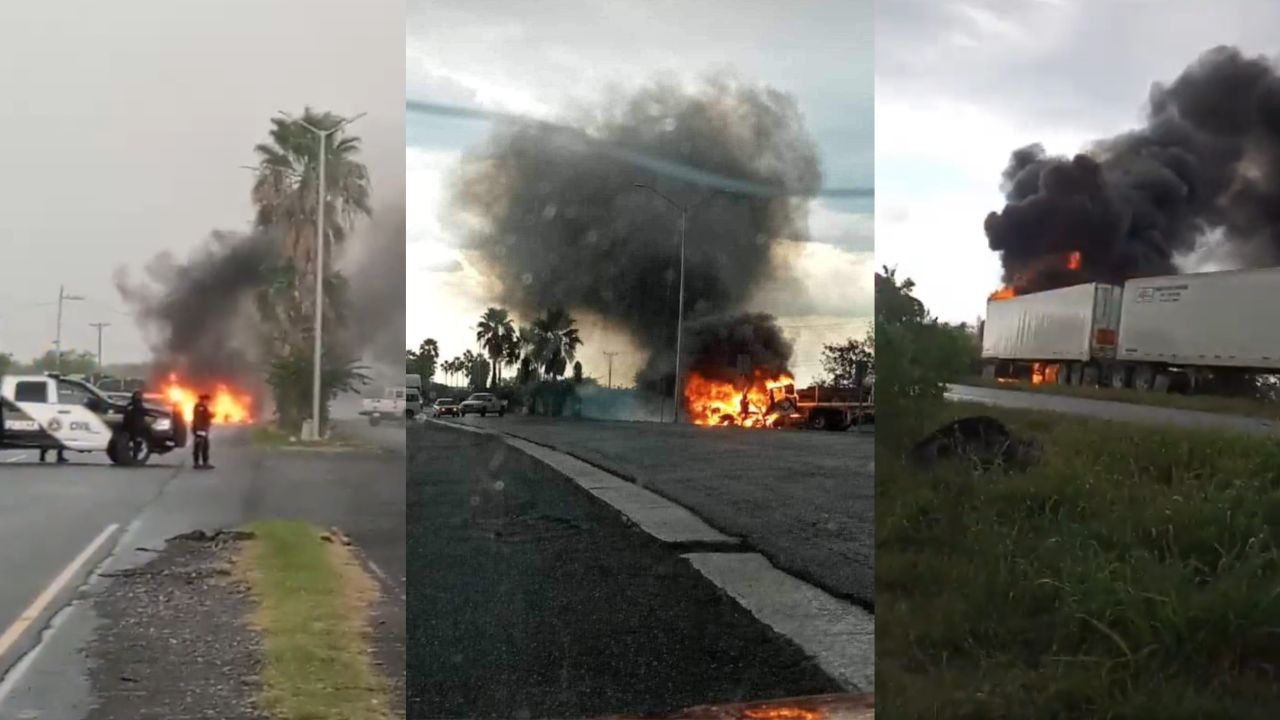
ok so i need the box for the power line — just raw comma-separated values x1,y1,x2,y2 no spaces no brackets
406,99,874,200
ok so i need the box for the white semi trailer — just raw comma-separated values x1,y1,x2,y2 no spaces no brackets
980,267,1280,392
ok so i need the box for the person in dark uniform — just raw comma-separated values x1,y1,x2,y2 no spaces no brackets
192,393,213,469
123,390,151,460
39,446,68,464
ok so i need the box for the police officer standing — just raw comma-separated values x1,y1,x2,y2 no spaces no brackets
192,393,214,469
122,390,150,460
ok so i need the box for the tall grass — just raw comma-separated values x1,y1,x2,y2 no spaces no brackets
878,401,1280,719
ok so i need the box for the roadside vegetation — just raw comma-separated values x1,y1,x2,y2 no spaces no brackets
238,520,392,720
877,267,1280,719
962,374,1280,421
248,425,366,450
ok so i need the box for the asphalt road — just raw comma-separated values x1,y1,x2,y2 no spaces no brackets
0,448,178,677
445,414,873,607
408,422,844,719
0,421,405,718
946,383,1279,436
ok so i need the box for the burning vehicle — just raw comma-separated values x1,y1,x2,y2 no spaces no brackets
685,366,873,431
979,46,1280,395
981,267,1280,392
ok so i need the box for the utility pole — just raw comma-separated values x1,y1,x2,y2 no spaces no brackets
630,184,731,423
90,322,111,371
54,285,85,373
278,110,366,440
603,351,619,389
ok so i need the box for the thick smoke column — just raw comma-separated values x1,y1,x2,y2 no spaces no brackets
451,76,822,387
985,46,1280,293
669,311,794,384
340,201,406,387
116,231,277,382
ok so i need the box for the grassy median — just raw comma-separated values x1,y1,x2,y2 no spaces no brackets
878,401,1280,719
960,375,1280,421
238,520,393,720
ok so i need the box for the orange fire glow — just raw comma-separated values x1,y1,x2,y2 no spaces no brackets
989,250,1083,301
160,374,253,425
1029,362,1060,385
684,370,796,428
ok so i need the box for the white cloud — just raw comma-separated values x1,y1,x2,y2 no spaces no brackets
809,201,873,252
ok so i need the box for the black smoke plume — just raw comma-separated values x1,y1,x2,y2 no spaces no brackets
985,45,1280,293
451,76,821,390
655,311,793,386
340,201,406,387
115,231,277,384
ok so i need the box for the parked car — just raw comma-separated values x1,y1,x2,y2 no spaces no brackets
459,393,505,417
432,398,460,417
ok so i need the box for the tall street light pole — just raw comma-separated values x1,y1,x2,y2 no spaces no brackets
603,351,619,389
90,322,111,371
54,285,85,373
278,111,366,440
631,184,730,423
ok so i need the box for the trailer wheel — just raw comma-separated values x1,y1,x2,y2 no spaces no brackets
1068,362,1084,386
1133,364,1155,391
1081,364,1100,387
808,412,831,431
1108,364,1130,389
1153,372,1172,394
1055,363,1070,386
981,362,997,381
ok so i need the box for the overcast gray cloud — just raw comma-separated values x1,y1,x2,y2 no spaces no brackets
408,0,873,385
0,0,403,365
875,0,1280,322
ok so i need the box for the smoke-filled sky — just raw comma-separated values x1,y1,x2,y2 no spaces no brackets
407,0,874,387
877,0,1280,323
0,0,403,366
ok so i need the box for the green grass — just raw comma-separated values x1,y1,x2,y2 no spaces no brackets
878,401,1280,719
960,375,1280,421
239,520,391,720
249,425,364,450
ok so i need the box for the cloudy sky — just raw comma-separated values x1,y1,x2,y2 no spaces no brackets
0,0,403,366
876,0,1280,324
407,0,873,386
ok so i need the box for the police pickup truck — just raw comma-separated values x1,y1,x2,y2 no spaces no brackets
0,373,186,465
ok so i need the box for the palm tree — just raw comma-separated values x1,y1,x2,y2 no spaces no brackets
252,108,372,289
476,308,516,388
531,308,583,379
502,331,523,383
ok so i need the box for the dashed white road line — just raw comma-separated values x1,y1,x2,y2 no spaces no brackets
684,552,874,693
0,524,119,663
3,455,25,463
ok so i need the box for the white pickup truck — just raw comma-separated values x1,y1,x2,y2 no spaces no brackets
0,373,186,464
359,385,422,426
459,392,505,417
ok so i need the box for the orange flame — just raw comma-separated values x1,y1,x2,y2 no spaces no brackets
684,370,796,428
160,374,253,425
990,250,1082,301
